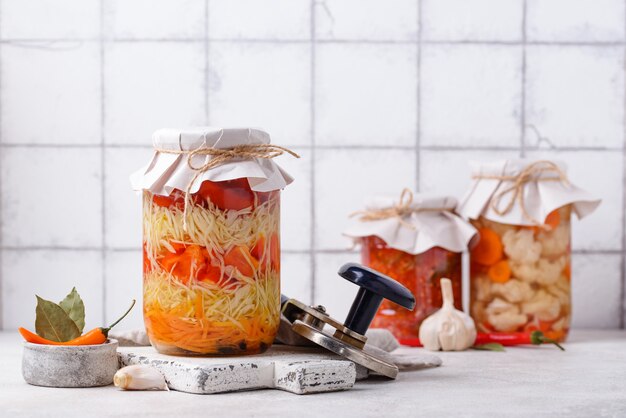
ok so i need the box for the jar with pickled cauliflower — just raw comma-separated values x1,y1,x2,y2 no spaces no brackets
458,159,600,343
470,206,572,342
343,190,477,345
131,127,297,356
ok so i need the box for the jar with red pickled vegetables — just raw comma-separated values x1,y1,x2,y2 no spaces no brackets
343,190,477,344
458,160,600,343
131,128,297,356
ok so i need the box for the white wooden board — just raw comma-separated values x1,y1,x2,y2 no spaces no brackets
117,345,356,395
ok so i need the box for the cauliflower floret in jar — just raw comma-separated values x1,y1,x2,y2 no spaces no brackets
551,316,569,332
535,257,567,285
485,298,527,332
473,274,493,302
522,290,561,322
510,256,566,285
537,224,570,257
547,275,570,306
502,229,542,264
492,279,534,303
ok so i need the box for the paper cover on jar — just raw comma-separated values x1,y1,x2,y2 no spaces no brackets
457,159,601,226
130,127,294,195
343,191,478,255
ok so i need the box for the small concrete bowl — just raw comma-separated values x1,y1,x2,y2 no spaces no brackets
22,339,119,388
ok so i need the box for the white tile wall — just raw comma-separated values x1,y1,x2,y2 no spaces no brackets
525,46,624,148
1,43,101,144
421,0,524,42
315,43,418,146
0,0,100,40
104,42,206,144
0,0,624,331
209,42,311,146
315,0,419,41
103,0,206,40
420,44,522,147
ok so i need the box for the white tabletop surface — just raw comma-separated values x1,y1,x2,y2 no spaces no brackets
1,330,625,417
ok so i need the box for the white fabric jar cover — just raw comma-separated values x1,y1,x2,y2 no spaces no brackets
130,127,295,195
457,159,601,225
343,191,478,255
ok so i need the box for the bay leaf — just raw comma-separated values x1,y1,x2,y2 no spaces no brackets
35,296,81,342
59,287,85,333
472,343,506,352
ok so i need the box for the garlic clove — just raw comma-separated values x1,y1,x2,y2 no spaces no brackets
418,278,477,351
114,365,169,391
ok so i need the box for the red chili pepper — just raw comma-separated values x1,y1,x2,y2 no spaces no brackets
475,331,565,350
400,331,565,351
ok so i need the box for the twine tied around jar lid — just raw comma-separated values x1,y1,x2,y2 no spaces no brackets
155,141,300,230
350,188,453,230
472,160,570,229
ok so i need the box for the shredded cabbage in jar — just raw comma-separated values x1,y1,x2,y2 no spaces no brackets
142,184,280,355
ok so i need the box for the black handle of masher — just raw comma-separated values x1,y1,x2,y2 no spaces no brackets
339,263,416,335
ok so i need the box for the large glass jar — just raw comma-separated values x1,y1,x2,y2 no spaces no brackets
469,205,571,342
362,236,463,345
142,178,281,356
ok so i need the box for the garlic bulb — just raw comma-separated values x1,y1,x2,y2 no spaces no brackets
418,278,477,351
114,365,169,391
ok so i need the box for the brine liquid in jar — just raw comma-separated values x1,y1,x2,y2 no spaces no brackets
469,205,571,342
362,236,462,343
142,178,281,356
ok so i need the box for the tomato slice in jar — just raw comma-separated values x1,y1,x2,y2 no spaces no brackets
251,235,266,261
197,264,222,284
143,244,152,273
197,179,255,211
270,233,280,271
152,189,188,210
158,244,208,285
224,246,259,278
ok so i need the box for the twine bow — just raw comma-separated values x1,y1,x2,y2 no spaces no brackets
155,142,300,230
472,160,569,228
350,188,451,229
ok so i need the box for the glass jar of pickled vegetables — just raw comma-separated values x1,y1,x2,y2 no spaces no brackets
458,160,600,343
131,128,297,356
343,190,477,345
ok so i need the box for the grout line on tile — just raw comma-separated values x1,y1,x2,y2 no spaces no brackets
1,143,625,153
309,0,317,304
620,0,626,329
204,0,210,124
0,0,3,330
520,0,527,158
3,143,626,152
415,0,422,192
2,37,626,47
100,0,107,324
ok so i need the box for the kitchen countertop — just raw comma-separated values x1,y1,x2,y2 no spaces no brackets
1,330,625,417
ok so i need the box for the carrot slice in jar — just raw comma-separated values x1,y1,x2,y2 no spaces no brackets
471,227,503,266
487,260,511,283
